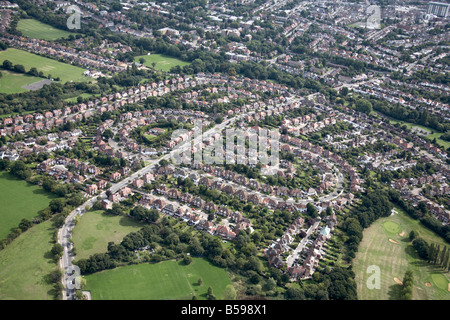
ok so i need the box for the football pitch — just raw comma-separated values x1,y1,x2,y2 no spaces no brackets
84,258,232,300
17,19,76,41
0,172,57,240
0,48,87,83
134,53,190,72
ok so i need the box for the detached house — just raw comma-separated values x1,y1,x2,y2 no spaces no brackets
215,225,236,240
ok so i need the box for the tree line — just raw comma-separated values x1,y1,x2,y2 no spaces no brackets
409,231,450,272
342,189,394,260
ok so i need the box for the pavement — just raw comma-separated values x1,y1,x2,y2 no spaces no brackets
57,92,345,299
286,219,321,268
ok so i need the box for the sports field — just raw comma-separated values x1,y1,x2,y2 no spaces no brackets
0,48,87,83
353,206,450,300
71,210,143,260
0,70,43,94
0,172,57,240
84,258,233,300
0,220,57,300
134,53,190,72
17,19,75,41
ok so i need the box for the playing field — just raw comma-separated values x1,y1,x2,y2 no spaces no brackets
84,258,233,300
17,19,76,41
0,172,57,240
0,48,87,83
134,53,190,72
71,210,143,260
0,70,43,94
0,220,57,300
353,206,450,300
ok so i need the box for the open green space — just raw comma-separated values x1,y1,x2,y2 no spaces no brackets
134,53,190,72
17,19,76,41
64,93,100,103
0,220,58,300
375,112,450,150
0,48,87,83
382,221,401,234
0,172,57,240
0,70,42,94
84,258,232,300
71,210,143,260
353,205,450,300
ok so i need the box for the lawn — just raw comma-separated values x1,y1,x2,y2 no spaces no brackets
71,210,143,260
17,19,76,41
353,205,450,300
0,172,57,240
0,220,58,300
0,48,87,83
0,70,43,94
134,53,190,72
84,258,233,300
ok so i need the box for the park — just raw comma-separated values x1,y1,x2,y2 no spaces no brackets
134,53,190,72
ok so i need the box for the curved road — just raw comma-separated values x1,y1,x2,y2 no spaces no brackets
57,92,342,299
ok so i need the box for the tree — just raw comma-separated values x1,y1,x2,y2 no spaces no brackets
409,230,418,242
183,255,192,265
51,243,64,261
306,203,318,218
262,277,277,292
0,159,10,171
355,99,373,114
401,270,413,300
28,67,39,77
74,290,84,300
197,277,203,286
2,59,12,70
224,284,237,300
13,64,26,74
159,159,169,167
18,218,33,232
206,286,216,300
412,238,430,260
102,129,114,140
50,198,65,213
285,287,305,300
215,116,223,124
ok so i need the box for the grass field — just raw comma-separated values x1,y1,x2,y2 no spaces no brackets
0,48,87,83
0,70,43,94
71,210,143,260
353,205,450,300
134,53,190,72
0,220,58,300
0,172,57,240
377,113,450,150
84,258,232,300
17,19,76,41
